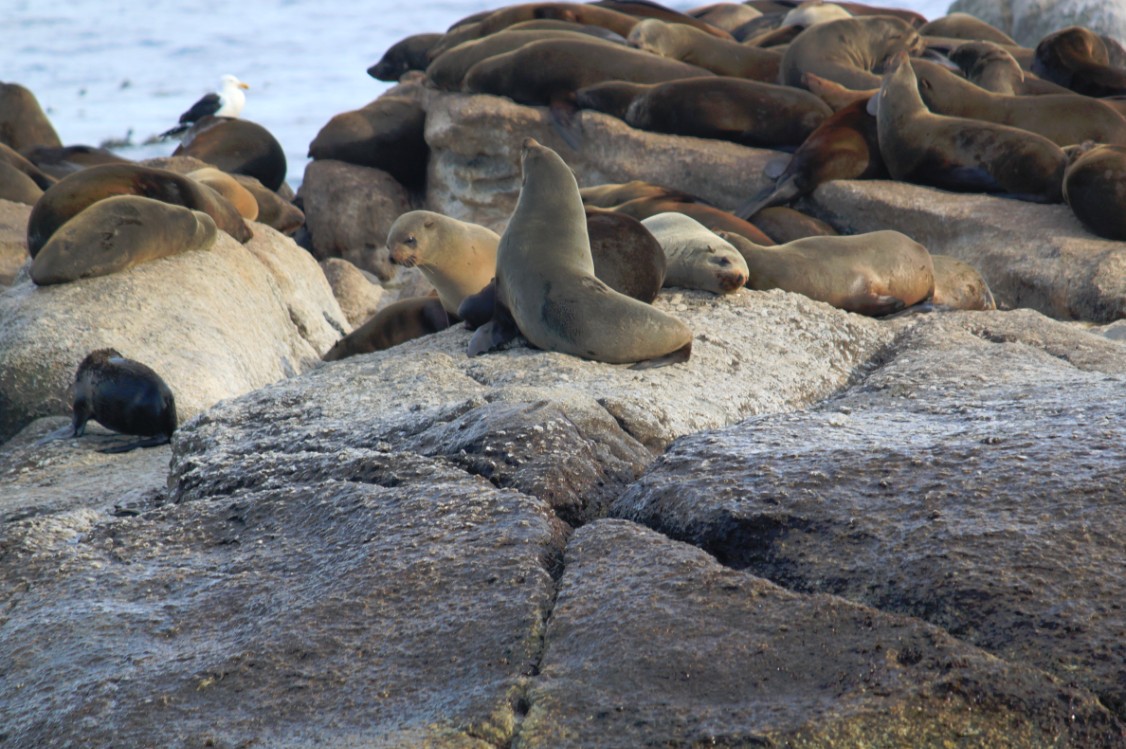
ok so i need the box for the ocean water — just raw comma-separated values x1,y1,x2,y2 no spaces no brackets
3,0,951,189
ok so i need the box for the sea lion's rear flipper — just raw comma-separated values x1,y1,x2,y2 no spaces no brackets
467,299,519,356
457,279,497,330
629,339,692,370
549,95,583,151
99,434,173,454
34,422,78,446
735,174,799,220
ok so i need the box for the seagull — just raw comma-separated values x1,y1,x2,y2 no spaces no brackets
160,74,249,138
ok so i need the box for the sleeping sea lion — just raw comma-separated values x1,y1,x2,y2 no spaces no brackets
322,296,453,361
641,212,749,294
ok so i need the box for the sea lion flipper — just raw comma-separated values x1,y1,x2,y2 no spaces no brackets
549,96,583,151
629,340,692,370
99,434,173,454
467,300,519,356
735,176,798,220
457,280,497,331
34,423,78,446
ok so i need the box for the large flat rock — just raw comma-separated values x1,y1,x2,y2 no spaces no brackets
613,308,1126,720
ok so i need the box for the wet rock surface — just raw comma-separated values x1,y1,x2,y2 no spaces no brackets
614,309,1126,720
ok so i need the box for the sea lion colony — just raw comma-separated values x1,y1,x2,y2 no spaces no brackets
5,0,1126,442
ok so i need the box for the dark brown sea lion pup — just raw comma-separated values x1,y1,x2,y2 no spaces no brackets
1032,26,1126,97
308,96,428,191
780,15,926,90
873,51,1067,203
368,33,444,81
468,137,692,367
585,208,667,303
322,296,453,361
718,229,935,315
68,348,177,453
0,81,62,151
26,163,251,256
626,18,782,80
582,76,830,149
735,96,884,219
30,195,218,285
1063,142,1126,241
174,115,288,192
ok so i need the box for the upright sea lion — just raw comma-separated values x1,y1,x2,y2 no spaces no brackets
322,296,453,361
780,15,926,90
26,162,251,255
640,212,749,294
68,348,178,453
873,51,1066,203
0,81,62,152
717,229,935,315
386,210,500,314
930,254,996,311
626,18,782,80
188,167,259,220
910,57,1126,147
174,115,288,192
918,13,1015,46
308,95,428,191
368,33,445,81
468,138,692,367
1062,142,1126,241
1033,26,1126,97
735,96,883,219
30,195,218,285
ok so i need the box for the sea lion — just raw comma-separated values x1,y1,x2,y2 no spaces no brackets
873,51,1066,203
918,13,1016,46
230,174,305,234
780,15,926,90
1032,26,1126,98
626,18,782,80
386,210,500,314
69,348,178,453
1063,142,1126,241
322,296,453,361
686,3,763,34
585,208,667,303
735,97,883,219
466,3,645,44
591,0,734,38
308,96,428,191
22,145,131,180
188,167,259,220
0,142,55,190
368,33,445,81
717,229,934,315
26,163,251,255
831,2,924,26
580,179,698,207
612,196,774,244
174,115,288,192
930,254,996,311
750,206,838,243
781,1,852,28
0,161,45,205
30,195,218,285
640,212,749,294
468,137,692,367
910,57,1126,147
0,81,62,152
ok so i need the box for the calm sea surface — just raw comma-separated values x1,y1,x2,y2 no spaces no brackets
3,0,950,189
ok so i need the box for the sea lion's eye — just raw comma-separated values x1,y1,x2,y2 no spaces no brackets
405,234,417,246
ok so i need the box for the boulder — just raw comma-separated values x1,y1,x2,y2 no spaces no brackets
319,257,385,327
297,159,413,280
0,198,30,287
613,309,1126,718
805,180,1126,322
0,224,347,442
948,0,1126,47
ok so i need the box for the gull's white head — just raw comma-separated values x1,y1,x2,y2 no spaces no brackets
216,74,249,117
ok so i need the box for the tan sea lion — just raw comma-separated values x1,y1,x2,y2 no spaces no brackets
780,15,926,90
718,229,935,315
626,18,782,80
591,0,734,38
1063,142,1126,241
30,195,218,285
751,206,838,243
781,1,851,28
931,254,996,311
64,348,177,453
735,96,884,219
322,296,453,362
368,33,445,81
612,196,776,245
188,167,259,220
641,212,749,294
918,13,1016,46
26,162,251,255
1032,26,1126,97
308,95,428,191
386,210,500,314
0,161,45,205
230,174,305,234
909,58,1126,147
686,3,763,34
608,76,830,148
873,51,1066,203
579,179,698,207
174,115,288,192
0,81,62,152
0,142,55,190
468,138,692,367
